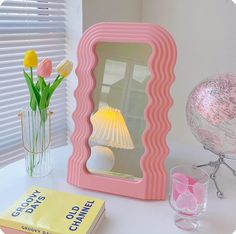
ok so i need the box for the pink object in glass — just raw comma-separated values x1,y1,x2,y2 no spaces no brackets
172,186,180,201
175,191,198,213
188,176,197,193
173,172,188,194
169,165,209,231
172,173,199,200
193,182,205,204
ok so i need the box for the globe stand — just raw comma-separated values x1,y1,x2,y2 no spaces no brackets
194,144,236,199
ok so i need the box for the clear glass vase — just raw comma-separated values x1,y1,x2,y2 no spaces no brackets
19,108,53,177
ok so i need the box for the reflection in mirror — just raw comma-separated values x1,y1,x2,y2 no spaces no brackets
87,42,151,180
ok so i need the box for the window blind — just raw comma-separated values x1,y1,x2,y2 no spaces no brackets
0,0,67,167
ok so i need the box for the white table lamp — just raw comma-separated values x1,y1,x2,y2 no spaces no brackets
87,106,134,171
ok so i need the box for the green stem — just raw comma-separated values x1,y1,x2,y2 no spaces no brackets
28,111,33,176
32,111,36,176
55,74,60,81
30,67,33,81
42,116,45,168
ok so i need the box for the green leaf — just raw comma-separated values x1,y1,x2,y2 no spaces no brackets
24,70,41,110
46,82,51,107
38,76,46,93
40,110,47,123
39,85,49,110
42,77,47,88
36,80,40,91
54,74,60,82
48,77,63,103
30,96,37,111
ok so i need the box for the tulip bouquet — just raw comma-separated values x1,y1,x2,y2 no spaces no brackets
23,50,73,112
21,50,73,177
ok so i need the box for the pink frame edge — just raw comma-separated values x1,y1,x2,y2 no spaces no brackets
67,22,177,200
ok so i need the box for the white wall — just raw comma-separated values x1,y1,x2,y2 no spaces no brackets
83,0,142,30
65,0,83,136
142,0,236,147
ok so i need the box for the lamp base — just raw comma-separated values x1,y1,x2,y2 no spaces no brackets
87,145,115,171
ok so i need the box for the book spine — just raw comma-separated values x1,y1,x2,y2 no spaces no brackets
0,219,60,234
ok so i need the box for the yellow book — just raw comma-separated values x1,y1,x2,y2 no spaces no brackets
0,187,105,234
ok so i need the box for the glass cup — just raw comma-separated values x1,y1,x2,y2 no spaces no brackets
169,165,209,231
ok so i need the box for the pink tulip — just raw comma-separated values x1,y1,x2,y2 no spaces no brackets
37,58,52,78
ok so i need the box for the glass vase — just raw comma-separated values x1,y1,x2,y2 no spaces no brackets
19,108,53,177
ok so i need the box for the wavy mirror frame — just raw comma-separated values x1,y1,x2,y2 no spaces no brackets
67,22,177,200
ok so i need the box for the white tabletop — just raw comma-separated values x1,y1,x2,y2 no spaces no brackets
1,143,236,234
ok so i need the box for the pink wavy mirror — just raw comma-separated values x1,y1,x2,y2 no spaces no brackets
68,23,177,200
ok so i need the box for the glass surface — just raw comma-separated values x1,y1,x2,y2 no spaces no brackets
20,108,52,177
169,165,209,231
186,74,236,159
87,42,152,179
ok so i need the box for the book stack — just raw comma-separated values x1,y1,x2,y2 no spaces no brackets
0,187,105,234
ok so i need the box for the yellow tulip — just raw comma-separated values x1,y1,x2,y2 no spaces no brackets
23,50,38,68
56,59,73,78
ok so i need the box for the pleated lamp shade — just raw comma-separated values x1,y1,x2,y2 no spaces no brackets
90,107,134,149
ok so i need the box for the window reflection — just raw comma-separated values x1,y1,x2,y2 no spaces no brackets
90,42,151,178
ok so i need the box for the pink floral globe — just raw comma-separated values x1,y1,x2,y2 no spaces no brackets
186,74,236,159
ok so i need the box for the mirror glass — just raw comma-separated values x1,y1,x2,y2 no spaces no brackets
87,42,152,179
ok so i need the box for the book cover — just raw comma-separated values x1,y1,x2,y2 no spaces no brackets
0,211,105,234
0,187,105,234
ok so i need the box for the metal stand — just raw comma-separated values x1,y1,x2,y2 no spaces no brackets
195,145,236,199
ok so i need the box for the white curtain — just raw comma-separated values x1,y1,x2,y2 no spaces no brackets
0,0,67,167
